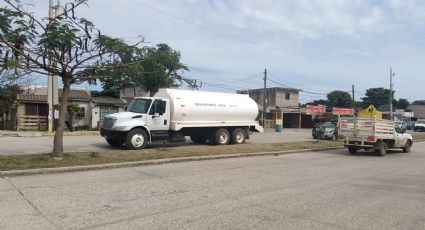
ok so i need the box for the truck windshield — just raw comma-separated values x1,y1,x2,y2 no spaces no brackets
128,99,152,114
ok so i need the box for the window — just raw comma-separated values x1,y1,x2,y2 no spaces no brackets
25,104,38,115
149,100,166,115
128,99,152,114
76,107,85,119
25,104,48,116
285,92,291,100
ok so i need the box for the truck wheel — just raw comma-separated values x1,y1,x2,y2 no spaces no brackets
376,141,387,156
403,140,411,153
125,128,148,150
190,135,207,144
106,138,124,147
231,128,246,144
348,146,357,154
212,128,230,145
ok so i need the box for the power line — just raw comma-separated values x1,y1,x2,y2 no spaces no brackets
267,76,328,96
127,0,388,69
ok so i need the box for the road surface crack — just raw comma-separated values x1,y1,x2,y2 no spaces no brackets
3,176,60,230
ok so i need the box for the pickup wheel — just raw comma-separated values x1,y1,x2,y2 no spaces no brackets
125,128,148,150
106,138,124,147
375,141,388,156
190,135,207,144
212,128,230,145
403,140,412,153
348,146,357,154
231,128,246,144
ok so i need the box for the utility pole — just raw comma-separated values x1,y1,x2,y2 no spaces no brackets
352,84,355,108
262,68,267,127
47,0,62,132
389,68,395,120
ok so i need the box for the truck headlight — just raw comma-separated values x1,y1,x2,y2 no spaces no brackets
111,126,126,131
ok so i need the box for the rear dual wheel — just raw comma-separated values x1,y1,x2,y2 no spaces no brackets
212,128,230,145
231,128,246,144
211,128,246,145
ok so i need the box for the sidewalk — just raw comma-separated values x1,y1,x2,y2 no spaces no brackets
0,130,99,137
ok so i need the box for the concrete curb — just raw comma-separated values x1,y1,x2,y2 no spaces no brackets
41,131,100,137
0,131,99,137
0,147,343,177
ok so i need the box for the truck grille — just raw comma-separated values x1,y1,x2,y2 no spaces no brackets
102,117,115,129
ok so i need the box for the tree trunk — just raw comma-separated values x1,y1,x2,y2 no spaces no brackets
51,77,72,157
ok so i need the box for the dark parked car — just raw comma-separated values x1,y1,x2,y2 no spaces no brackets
406,121,415,130
312,122,337,140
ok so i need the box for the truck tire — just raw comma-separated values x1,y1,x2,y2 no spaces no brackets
125,128,148,150
106,138,124,147
403,140,411,153
190,135,207,144
231,128,246,144
212,128,230,145
375,141,387,156
348,146,357,154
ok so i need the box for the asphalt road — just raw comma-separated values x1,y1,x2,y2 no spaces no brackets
1,142,424,230
0,129,313,155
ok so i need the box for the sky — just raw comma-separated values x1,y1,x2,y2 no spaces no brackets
5,0,425,103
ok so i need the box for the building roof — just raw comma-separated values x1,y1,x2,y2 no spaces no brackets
92,97,127,106
59,89,91,101
17,89,91,103
16,94,47,103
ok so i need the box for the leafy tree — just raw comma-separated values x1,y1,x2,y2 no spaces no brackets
0,0,144,157
395,98,409,110
304,99,328,106
412,100,425,105
0,84,19,101
90,89,119,98
327,90,353,108
100,43,196,96
361,88,395,109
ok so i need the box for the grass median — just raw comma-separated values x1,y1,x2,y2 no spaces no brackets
1,132,424,172
0,141,342,171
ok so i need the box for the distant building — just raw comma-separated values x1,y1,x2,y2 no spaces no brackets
237,87,304,128
9,87,125,131
120,87,148,105
408,104,425,119
237,87,300,112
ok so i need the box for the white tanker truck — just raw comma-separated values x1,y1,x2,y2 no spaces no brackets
100,88,264,149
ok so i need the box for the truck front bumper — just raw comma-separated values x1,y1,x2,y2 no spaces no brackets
100,128,128,141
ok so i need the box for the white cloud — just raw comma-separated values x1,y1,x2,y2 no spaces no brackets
4,0,425,102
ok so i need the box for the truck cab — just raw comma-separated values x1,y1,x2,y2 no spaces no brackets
100,97,176,149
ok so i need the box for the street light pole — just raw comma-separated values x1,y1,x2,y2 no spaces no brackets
389,68,395,120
